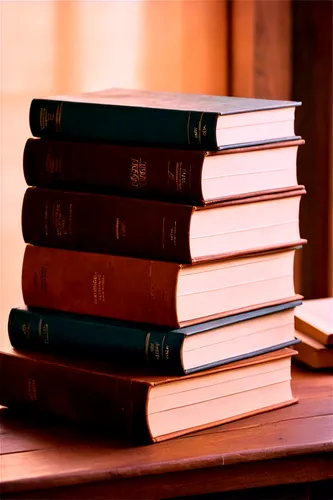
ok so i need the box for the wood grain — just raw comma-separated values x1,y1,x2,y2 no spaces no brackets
229,0,292,99
292,0,333,299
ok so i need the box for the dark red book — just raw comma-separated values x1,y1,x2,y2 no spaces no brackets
23,138,304,204
22,187,305,263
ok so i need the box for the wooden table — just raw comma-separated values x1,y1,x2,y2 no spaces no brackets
1,364,332,500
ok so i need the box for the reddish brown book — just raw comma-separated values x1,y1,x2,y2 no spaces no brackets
22,187,305,263
21,244,303,328
0,346,298,443
23,138,304,204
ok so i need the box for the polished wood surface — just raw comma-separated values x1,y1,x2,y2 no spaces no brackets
1,364,332,499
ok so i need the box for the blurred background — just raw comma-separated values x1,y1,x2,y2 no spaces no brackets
1,0,332,348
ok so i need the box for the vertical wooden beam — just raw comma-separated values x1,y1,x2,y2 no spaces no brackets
229,0,292,99
292,0,333,298
228,0,304,290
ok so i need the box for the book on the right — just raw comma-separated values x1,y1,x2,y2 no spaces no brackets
294,298,333,346
294,298,333,369
294,330,333,369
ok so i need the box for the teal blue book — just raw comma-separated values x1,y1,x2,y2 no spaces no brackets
29,88,301,150
8,302,301,375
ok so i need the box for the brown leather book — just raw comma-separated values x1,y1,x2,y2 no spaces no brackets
21,244,304,327
23,138,304,204
0,346,298,443
22,187,306,263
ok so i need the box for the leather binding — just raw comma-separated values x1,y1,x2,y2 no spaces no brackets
0,347,298,443
21,243,304,328
29,87,302,150
21,186,306,263
23,137,305,205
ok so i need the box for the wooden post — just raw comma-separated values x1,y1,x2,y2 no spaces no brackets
229,0,292,99
292,0,333,298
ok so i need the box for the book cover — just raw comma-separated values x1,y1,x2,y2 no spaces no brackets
8,301,301,374
22,186,306,263
21,244,303,328
23,138,304,204
0,347,298,443
29,87,301,150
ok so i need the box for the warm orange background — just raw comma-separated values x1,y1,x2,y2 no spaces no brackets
1,1,228,347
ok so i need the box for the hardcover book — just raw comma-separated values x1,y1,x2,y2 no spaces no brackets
22,186,306,263
294,298,333,346
0,347,298,443
29,88,301,150
23,138,304,204
294,330,333,369
21,244,303,328
8,301,301,374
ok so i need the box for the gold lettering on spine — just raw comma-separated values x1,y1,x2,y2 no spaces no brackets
53,202,72,237
164,344,170,360
198,112,204,144
160,335,166,361
27,379,38,401
130,158,147,188
22,322,31,340
92,272,106,305
170,221,177,246
44,202,49,236
40,108,55,131
167,161,188,192
116,218,120,239
55,103,63,133
38,322,49,344
187,112,191,144
93,272,98,304
145,332,151,362
116,218,126,239
162,217,166,249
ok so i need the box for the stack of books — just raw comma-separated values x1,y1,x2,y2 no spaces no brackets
294,298,333,369
1,88,307,443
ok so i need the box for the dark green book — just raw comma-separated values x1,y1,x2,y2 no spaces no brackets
8,302,301,375
29,87,301,150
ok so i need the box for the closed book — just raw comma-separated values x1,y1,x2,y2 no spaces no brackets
0,347,298,443
295,298,333,346
21,244,303,328
23,138,304,204
294,330,333,369
8,302,301,375
22,187,306,263
29,87,301,150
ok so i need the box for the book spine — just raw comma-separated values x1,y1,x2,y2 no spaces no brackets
21,245,181,327
0,352,152,443
29,99,219,150
8,308,185,374
23,138,206,204
22,187,194,263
